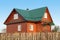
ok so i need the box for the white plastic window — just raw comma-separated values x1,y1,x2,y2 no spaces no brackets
44,13,47,18
14,14,18,19
18,25,21,31
29,24,34,31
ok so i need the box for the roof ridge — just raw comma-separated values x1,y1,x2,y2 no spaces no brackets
14,6,47,11
14,8,28,11
29,7,47,11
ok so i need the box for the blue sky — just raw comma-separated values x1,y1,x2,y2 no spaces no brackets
0,0,60,32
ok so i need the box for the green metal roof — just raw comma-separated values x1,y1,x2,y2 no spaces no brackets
15,7,46,21
14,7,54,25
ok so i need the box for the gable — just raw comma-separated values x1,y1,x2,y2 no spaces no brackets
4,9,25,24
41,8,54,25
42,8,53,22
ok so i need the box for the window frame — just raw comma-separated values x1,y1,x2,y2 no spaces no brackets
44,13,47,18
14,13,18,19
29,24,34,31
18,25,21,31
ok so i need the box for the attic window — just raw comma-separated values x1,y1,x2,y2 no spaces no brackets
44,13,47,18
29,24,34,31
14,14,18,19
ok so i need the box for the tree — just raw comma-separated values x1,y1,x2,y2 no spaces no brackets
52,26,59,32
2,29,6,33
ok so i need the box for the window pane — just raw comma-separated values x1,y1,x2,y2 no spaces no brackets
44,13,47,18
14,14,18,19
29,24,33,31
18,25,21,31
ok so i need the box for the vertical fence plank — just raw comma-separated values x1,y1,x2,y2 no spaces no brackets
52,32,56,40
55,32,59,40
48,32,53,40
57,32,60,40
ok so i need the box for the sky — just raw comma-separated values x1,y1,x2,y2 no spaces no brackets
0,0,60,32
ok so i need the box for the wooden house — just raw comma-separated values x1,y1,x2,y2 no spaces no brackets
4,7,54,33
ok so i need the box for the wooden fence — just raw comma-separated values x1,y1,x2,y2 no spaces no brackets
0,32,60,40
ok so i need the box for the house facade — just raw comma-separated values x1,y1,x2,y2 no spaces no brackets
4,7,54,33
